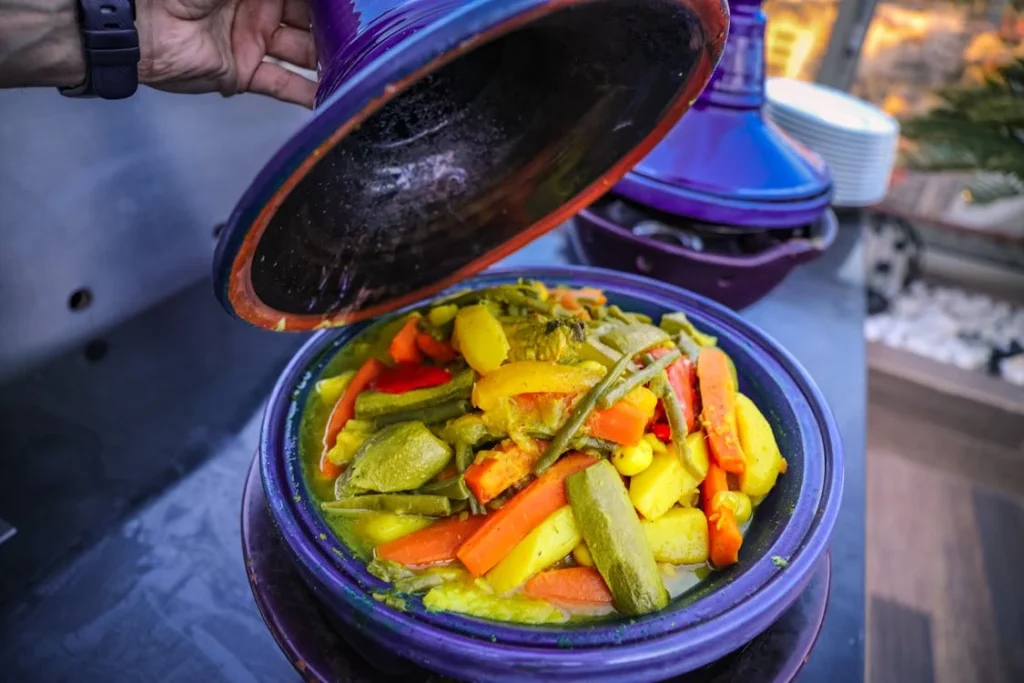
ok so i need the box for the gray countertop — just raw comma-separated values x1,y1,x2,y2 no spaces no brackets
0,221,865,683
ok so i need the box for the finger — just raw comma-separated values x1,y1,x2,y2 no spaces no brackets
283,0,311,29
248,61,317,108
268,25,317,70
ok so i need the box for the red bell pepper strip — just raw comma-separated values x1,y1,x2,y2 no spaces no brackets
320,358,384,477
652,422,671,443
372,363,451,394
650,347,698,433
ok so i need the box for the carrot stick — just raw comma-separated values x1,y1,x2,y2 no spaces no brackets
701,462,743,568
587,401,647,445
457,452,598,576
697,348,746,474
523,566,613,605
376,515,487,567
464,440,545,505
415,332,457,363
321,358,384,476
389,316,423,364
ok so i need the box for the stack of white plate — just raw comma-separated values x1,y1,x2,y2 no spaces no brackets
765,78,900,208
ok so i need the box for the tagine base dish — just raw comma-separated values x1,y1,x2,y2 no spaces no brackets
242,456,832,683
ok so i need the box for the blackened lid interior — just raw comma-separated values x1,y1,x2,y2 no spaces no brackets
214,0,729,331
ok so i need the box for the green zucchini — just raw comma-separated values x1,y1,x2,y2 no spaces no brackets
347,422,453,493
322,494,452,517
659,312,717,347
419,474,473,500
600,323,671,356
565,460,669,616
354,370,475,419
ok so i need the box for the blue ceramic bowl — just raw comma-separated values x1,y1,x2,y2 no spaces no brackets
259,266,843,682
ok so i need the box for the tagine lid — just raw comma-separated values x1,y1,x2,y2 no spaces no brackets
611,0,833,230
212,0,731,332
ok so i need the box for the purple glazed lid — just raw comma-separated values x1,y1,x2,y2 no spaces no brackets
258,266,845,681
212,0,730,333
612,0,833,229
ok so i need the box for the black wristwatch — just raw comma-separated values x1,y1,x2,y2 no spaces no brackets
60,0,140,99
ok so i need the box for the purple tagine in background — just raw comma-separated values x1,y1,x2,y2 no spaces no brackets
258,268,844,682
574,0,838,310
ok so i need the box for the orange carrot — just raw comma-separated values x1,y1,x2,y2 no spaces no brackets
523,567,613,605
697,348,746,474
389,316,423,364
415,332,457,363
321,358,384,476
702,462,743,568
376,515,488,567
457,452,598,576
587,401,647,445
464,440,546,505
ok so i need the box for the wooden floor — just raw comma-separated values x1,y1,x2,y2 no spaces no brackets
866,370,1024,683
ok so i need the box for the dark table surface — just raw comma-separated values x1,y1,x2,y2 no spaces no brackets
0,220,865,683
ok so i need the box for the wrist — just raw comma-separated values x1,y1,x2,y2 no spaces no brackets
0,0,86,88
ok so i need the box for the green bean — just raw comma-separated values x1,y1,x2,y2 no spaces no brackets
600,324,671,356
674,332,702,361
322,494,452,517
568,436,617,454
598,348,681,409
420,475,473,500
651,373,704,481
393,573,446,594
534,351,634,474
659,312,717,347
371,399,472,429
468,495,486,516
367,558,414,583
355,370,475,419
607,305,634,324
455,441,474,473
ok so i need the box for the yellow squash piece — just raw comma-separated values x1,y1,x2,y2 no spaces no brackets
454,305,510,375
472,361,605,412
315,370,356,406
642,507,710,565
735,393,784,498
486,506,581,594
355,513,434,546
629,447,687,521
622,385,658,420
680,431,711,490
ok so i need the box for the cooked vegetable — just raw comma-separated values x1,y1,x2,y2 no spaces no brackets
523,566,613,605
586,400,648,446
355,514,435,545
323,494,452,517
355,369,474,419
322,358,385,476
457,453,598,576
566,460,668,616
316,370,356,406
599,349,680,409
600,323,671,357
373,364,451,394
370,399,472,429
415,333,457,363
697,348,746,475
347,422,453,493
303,283,788,625
641,507,709,565
454,305,510,374
660,312,717,348
701,462,743,568
376,515,488,567
629,447,688,521
486,506,581,594
389,315,424,364
611,438,654,476
420,474,474,501
572,543,594,568
464,440,545,505
471,361,603,413
735,393,785,498
423,581,566,624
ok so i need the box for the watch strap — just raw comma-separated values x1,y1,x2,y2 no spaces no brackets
60,0,140,99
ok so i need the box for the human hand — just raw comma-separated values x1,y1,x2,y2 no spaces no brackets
137,0,317,107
